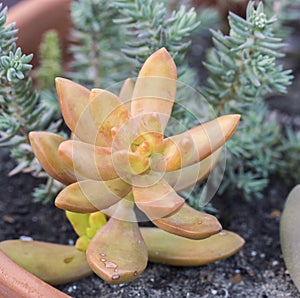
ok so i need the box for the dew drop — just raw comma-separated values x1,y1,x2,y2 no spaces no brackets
197,220,202,224
219,231,227,236
134,271,138,276
100,253,106,257
100,258,106,262
112,274,120,280
105,261,118,269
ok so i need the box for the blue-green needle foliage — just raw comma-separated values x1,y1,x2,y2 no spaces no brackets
201,1,294,200
68,0,129,88
113,0,200,70
0,5,63,203
113,0,202,133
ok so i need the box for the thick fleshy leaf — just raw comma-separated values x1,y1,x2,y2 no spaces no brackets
112,150,151,177
56,179,131,213
0,250,71,297
156,114,240,171
165,148,222,192
89,89,131,146
29,132,76,184
112,113,163,152
133,178,184,220
131,48,177,131
152,203,222,239
58,140,117,181
86,198,148,284
119,78,135,109
141,228,245,266
280,185,300,292
0,240,92,286
58,140,150,181
66,211,90,236
55,78,100,145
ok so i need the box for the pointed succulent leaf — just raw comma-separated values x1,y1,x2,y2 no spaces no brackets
58,140,118,181
0,250,71,297
89,89,131,146
152,203,222,239
141,228,245,266
0,240,92,285
165,148,222,192
55,78,100,145
66,211,90,236
119,78,135,109
280,185,300,292
112,113,163,152
133,178,184,219
56,179,131,213
86,198,148,284
131,48,177,132
29,132,76,185
157,115,240,171
112,150,151,176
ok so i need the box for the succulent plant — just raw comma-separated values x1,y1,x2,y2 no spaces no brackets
26,48,244,284
280,185,300,293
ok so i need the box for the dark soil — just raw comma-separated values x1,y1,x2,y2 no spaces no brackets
1,148,299,298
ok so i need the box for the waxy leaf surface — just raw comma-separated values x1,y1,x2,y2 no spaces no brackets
141,228,245,266
29,132,76,184
280,185,300,292
87,199,148,284
56,179,131,213
0,240,92,285
152,203,222,239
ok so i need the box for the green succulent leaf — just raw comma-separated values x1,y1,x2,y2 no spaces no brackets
0,240,92,285
280,185,300,292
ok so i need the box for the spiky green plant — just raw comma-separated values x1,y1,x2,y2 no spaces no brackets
200,1,294,200
0,5,63,203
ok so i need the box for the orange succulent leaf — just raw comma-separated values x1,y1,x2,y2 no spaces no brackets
165,148,222,192
29,132,76,185
156,114,240,172
89,89,131,146
86,199,148,284
132,178,184,219
131,48,177,132
112,113,163,152
58,140,118,181
152,203,222,239
55,78,101,145
112,150,151,176
118,78,135,110
56,179,131,213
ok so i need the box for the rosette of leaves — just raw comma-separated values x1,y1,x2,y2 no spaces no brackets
27,48,244,284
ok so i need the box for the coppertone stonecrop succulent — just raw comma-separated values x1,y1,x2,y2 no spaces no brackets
26,48,244,284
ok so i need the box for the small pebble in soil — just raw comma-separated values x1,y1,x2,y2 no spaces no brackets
67,285,77,293
250,250,257,257
211,289,218,295
272,260,279,266
3,215,15,224
31,216,38,222
19,235,33,241
68,239,74,245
